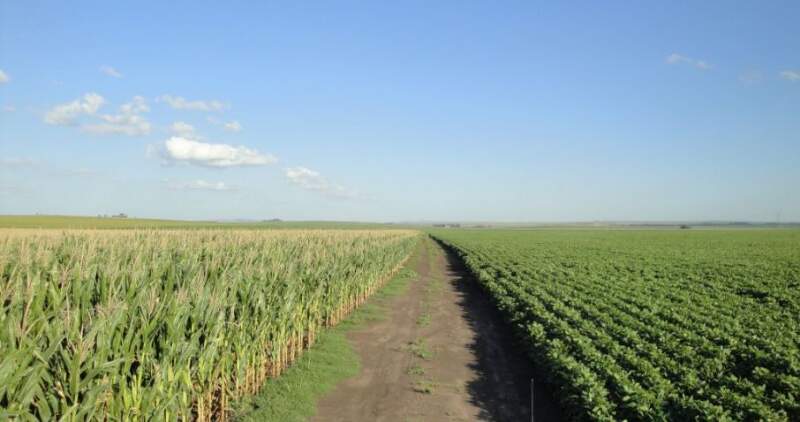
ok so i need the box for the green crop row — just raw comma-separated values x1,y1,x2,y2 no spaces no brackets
0,229,418,420
430,229,800,421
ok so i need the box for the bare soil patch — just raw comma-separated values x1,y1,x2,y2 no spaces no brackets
312,238,562,421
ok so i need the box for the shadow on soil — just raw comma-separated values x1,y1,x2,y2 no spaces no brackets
437,240,563,422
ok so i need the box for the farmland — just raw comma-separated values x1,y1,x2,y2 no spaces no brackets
0,228,417,420
2,223,800,421
430,229,800,421
0,215,394,230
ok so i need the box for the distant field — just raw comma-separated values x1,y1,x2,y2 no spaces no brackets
0,215,205,228
430,229,800,421
0,215,395,230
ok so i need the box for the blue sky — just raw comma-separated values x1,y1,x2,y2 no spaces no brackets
1,1,798,222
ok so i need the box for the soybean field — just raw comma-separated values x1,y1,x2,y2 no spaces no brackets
431,229,800,421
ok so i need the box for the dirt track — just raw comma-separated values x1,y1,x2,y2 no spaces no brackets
312,238,561,421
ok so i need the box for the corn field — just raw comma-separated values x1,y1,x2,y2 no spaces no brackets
0,229,418,420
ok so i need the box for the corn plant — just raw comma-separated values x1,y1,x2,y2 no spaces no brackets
0,229,418,420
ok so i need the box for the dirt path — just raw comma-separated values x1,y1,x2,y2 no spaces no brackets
312,238,562,422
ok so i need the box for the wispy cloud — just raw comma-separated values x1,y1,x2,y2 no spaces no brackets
166,179,236,191
0,69,9,83
162,136,277,167
666,53,711,70
99,65,123,78
44,94,151,136
44,93,106,125
224,121,242,132
158,95,228,112
780,70,800,82
2,105,16,112
285,166,358,199
206,117,243,132
82,96,151,136
170,121,197,137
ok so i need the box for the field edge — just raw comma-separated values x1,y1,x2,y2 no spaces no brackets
231,242,422,421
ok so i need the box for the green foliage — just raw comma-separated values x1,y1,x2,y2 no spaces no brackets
235,328,360,422
407,338,434,360
416,313,432,327
235,261,418,421
407,364,426,376
430,229,800,421
0,228,417,420
412,380,436,394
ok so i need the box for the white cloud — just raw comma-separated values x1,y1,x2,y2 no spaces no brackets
170,121,197,137
45,94,151,136
224,120,243,132
158,95,227,112
780,70,800,82
0,69,9,83
286,167,327,190
695,61,711,70
82,96,151,136
120,96,149,114
666,53,711,70
2,105,15,112
44,93,106,125
167,179,236,191
206,117,243,132
99,65,123,78
163,136,277,167
285,166,358,199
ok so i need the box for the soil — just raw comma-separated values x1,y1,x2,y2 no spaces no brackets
311,238,562,421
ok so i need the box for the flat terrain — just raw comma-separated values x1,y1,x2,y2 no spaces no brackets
431,229,800,420
0,215,395,229
312,238,561,421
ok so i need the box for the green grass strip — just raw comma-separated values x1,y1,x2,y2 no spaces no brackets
233,266,417,421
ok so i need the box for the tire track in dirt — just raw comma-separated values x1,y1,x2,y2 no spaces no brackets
311,237,561,421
